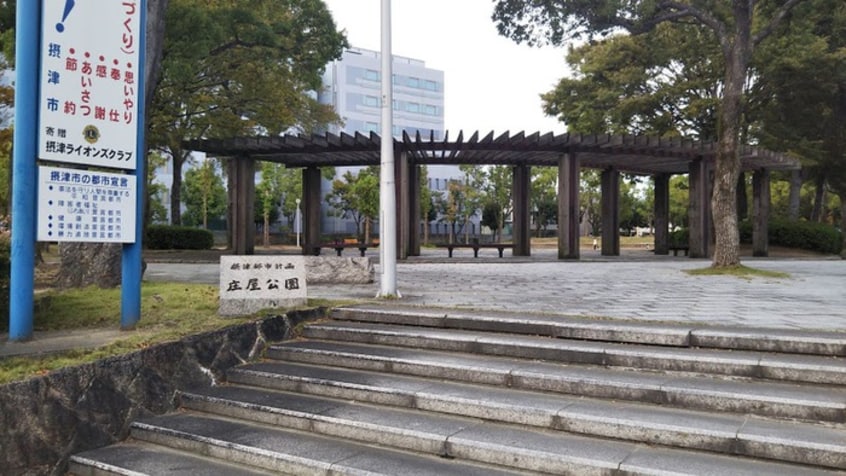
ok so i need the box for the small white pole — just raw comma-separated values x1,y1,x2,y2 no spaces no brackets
379,0,398,297
295,198,302,249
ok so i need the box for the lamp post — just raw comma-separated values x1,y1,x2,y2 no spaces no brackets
295,198,302,249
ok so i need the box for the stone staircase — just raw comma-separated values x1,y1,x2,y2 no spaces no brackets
70,305,846,475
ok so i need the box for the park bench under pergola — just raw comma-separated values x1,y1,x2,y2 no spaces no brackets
184,130,800,259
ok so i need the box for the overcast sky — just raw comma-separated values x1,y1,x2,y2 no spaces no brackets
323,0,573,135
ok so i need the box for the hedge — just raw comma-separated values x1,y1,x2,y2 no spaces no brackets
670,220,842,255
740,219,843,255
145,225,214,250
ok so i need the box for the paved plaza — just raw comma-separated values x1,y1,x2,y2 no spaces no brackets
145,249,846,330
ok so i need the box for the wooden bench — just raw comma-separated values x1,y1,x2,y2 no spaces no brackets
436,243,513,258
312,243,378,257
669,245,690,256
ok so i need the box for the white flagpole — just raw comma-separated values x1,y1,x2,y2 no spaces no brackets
379,0,398,297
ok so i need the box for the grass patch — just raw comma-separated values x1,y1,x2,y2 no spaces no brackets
684,265,790,279
1,282,356,385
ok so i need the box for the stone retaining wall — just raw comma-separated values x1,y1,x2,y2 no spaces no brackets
0,308,325,475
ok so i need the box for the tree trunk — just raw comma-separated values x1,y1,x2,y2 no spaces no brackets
840,192,846,259
711,7,751,268
788,170,802,221
169,149,186,225
263,212,270,246
57,243,124,288
811,175,825,222
736,172,748,221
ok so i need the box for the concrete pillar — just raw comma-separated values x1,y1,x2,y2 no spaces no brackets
653,173,670,255
752,169,770,257
409,164,421,256
688,159,711,258
302,166,322,255
558,153,580,260
397,150,410,260
512,164,532,256
601,167,620,256
227,157,255,255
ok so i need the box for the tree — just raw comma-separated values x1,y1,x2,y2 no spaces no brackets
531,167,558,236
256,162,301,246
486,165,514,242
419,165,435,245
458,165,486,243
181,160,226,228
146,153,169,224
0,61,12,218
326,167,379,242
493,0,809,267
754,0,846,252
435,179,470,244
544,23,722,139
580,170,602,236
149,0,346,225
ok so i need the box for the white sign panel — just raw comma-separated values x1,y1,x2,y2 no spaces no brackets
219,256,308,316
37,165,136,243
39,0,141,170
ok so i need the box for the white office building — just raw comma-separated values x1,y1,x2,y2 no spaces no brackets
319,47,476,237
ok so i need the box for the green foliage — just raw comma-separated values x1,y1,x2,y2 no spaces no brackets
326,167,379,241
481,201,502,232
181,160,227,228
669,228,689,247
543,23,721,138
531,167,558,236
149,0,347,224
0,232,8,324
739,220,843,255
146,225,214,250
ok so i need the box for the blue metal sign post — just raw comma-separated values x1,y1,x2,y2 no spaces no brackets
9,1,41,341
121,0,147,329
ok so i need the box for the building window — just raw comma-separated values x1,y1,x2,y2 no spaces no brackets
424,105,438,116
407,77,420,88
423,80,438,91
364,95,379,107
364,69,379,81
406,102,420,113
365,122,379,133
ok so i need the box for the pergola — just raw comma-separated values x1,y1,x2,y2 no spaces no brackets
185,130,800,259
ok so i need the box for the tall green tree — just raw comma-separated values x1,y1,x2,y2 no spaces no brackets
543,23,722,139
754,0,846,250
419,165,435,245
256,162,304,246
150,0,346,225
486,166,514,242
494,0,809,267
531,167,558,236
181,160,227,228
326,167,379,242
459,164,486,243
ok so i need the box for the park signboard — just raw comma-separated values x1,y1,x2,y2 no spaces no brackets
36,165,137,242
38,0,141,170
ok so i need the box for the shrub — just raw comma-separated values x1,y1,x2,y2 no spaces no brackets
145,225,214,250
669,228,689,247
0,234,9,331
740,219,842,254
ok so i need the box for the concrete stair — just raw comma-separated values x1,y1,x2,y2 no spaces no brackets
70,305,846,475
